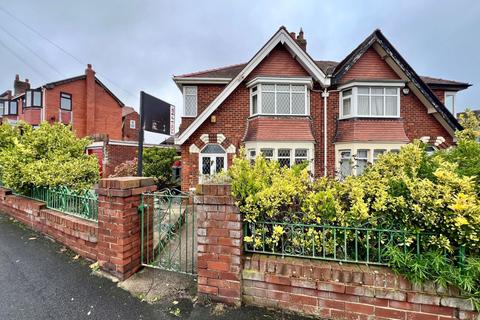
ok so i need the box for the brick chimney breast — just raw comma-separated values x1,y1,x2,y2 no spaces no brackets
296,28,307,51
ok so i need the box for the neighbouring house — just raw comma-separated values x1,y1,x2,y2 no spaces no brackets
0,64,140,140
0,64,143,177
173,27,471,190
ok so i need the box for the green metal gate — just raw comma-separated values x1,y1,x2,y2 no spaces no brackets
140,189,197,275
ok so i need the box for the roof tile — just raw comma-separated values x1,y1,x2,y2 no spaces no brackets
243,116,315,142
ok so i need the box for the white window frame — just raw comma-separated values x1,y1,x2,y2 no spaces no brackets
339,82,404,119
199,144,227,178
444,91,456,115
245,142,314,173
183,85,197,118
335,143,406,177
247,78,311,117
129,119,136,129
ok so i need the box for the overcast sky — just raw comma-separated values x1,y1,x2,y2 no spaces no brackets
0,0,478,143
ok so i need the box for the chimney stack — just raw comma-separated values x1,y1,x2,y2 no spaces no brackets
14,74,31,95
85,64,96,136
296,28,307,51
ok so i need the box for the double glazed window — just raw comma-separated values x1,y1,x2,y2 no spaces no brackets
248,147,310,168
250,84,308,116
183,86,197,117
200,144,226,176
444,92,456,114
2,100,18,115
338,147,401,177
0,101,4,115
25,90,42,108
60,92,72,111
341,86,400,118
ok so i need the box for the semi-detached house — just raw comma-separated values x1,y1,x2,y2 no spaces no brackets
173,27,471,191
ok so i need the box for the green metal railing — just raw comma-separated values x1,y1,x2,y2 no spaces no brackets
29,186,98,221
244,220,446,266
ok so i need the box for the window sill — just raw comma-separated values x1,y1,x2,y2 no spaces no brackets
339,115,401,120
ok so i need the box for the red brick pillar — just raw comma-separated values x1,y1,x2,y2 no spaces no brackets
195,184,243,306
96,177,156,280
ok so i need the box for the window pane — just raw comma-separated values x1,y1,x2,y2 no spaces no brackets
371,88,383,95
202,157,211,175
386,88,397,95
262,84,275,91
295,149,308,157
276,92,290,114
0,102,4,115
185,86,196,95
340,150,351,177
358,87,369,94
252,94,258,114
26,92,32,107
373,149,386,161
201,144,225,154
276,84,289,92
385,96,397,116
262,92,275,114
10,101,17,114
61,95,71,110
184,94,197,116
33,91,42,106
445,94,454,112
278,149,291,168
357,159,368,175
371,96,384,116
358,96,369,115
261,149,273,159
215,157,225,173
291,85,304,92
357,149,368,158
343,89,352,97
343,98,351,116
291,93,305,114
390,149,400,153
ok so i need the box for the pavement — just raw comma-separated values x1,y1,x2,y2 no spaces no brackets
0,214,311,320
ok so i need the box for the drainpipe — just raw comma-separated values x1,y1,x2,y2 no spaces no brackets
321,88,329,176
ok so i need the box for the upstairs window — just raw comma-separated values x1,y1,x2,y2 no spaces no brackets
183,86,197,117
340,86,400,118
60,92,72,111
444,92,456,115
250,83,309,116
129,119,136,129
25,89,42,108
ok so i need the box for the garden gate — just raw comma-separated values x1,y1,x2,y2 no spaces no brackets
139,189,197,275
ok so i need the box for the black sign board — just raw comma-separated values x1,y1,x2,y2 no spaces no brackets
141,91,175,135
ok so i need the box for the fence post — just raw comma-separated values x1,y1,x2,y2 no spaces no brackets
96,177,156,280
195,184,243,307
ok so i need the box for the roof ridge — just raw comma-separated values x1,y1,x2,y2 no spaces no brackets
175,62,247,78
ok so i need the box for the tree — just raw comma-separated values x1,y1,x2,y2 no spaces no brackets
0,122,99,192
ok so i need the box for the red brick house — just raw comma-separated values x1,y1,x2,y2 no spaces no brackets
0,64,139,140
173,27,471,190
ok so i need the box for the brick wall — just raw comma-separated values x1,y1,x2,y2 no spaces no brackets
195,184,243,306
196,183,479,319
0,177,156,280
122,111,140,141
104,143,138,177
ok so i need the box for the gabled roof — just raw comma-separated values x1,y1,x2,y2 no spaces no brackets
174,61,469,90
175,26,330,145
331,29,462,132
44,75,125,107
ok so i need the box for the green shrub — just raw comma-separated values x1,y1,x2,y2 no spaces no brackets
0,122,99,192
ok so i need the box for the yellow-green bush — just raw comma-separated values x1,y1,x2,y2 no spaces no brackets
0,122,99,192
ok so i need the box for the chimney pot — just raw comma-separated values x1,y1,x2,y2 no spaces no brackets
295,28,307,52
87,63,92,69
15,74,19,81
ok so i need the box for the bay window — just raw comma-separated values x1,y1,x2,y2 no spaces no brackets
356,150,369,175
339,150,352,178
340,84,402,118
248,78,311,116
277,149,291,167
246,143,314,172
25,89,42,108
